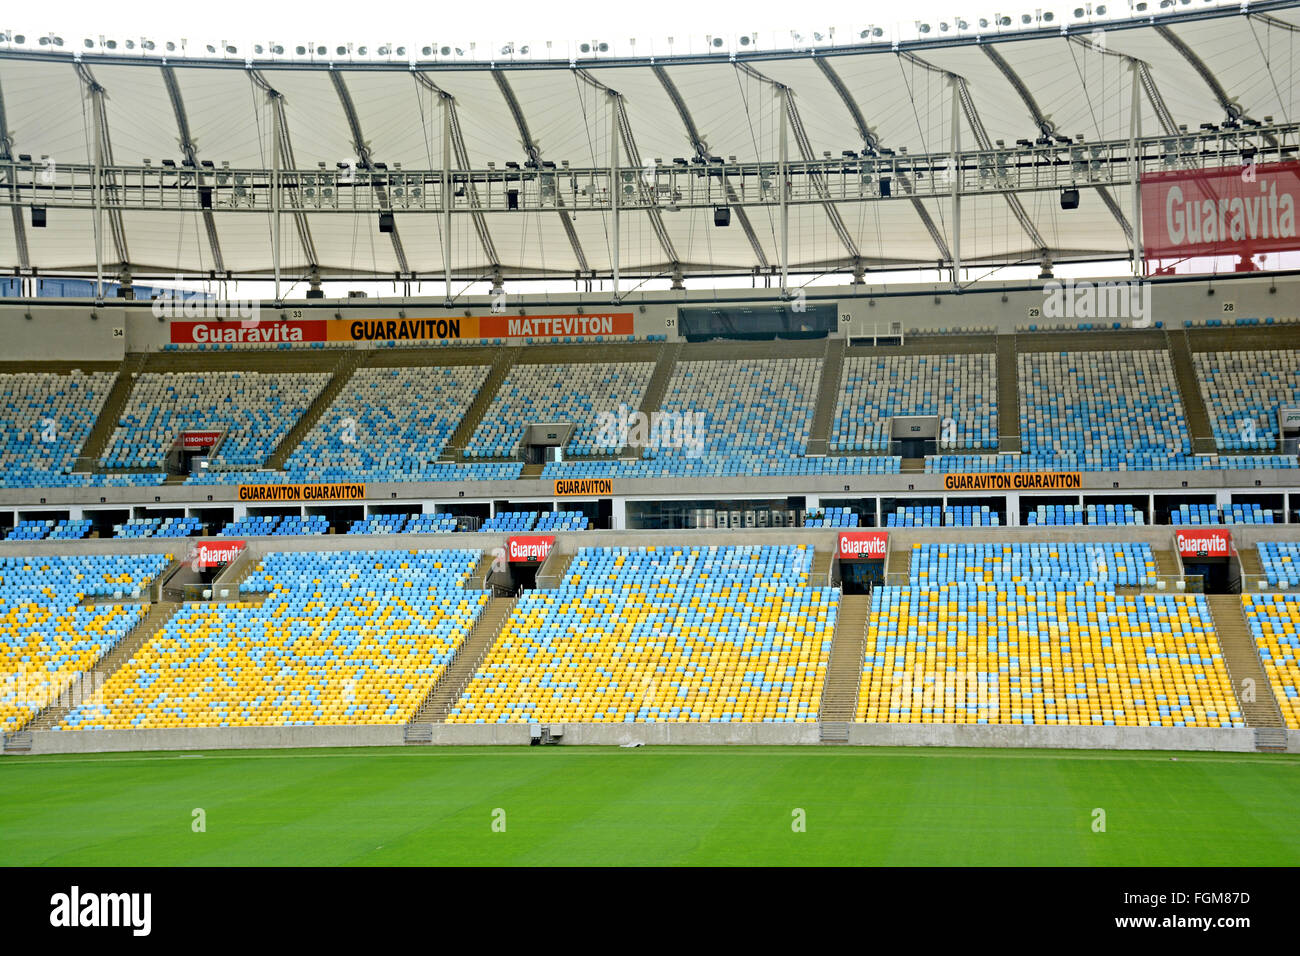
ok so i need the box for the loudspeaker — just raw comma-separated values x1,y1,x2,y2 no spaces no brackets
713,206,730,227
378,212,395,233
30,206,46,228
879,177,891,198
507,189,519,210
199,186,213,209
1060,188,1080,210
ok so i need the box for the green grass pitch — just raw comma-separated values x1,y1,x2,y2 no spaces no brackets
2,746,1297,866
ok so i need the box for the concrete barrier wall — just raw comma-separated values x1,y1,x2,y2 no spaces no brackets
23,725,405,754
14,722,1294,755
846,723,1266,753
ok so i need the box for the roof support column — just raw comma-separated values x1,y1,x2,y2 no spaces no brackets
1129,63,1144,278
610,92,620,303
272,96,282,304
778,86,789,296
92,90,103,301
950,77,961,289
442,93,452,306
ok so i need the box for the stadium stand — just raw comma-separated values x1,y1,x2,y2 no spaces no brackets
857,583,1242,726
830,353,998,452
465,361,654,458
0,371,115,488
1258,543,1300,588
904,543,1158,588
218,514,330,537
0,554,171,732
887,506,943,527
114,516,202,538
1018,350,1190,471
58,549,486,729
285,365,489,480
1241,594,1300,729
101,370,330,470
803,508,860,528
1194,350,1300,451
447,545,836,723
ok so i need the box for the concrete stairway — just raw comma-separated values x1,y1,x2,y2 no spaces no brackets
535,551,574,590
996,334,1020,453
1205,594,1286,749
1152,548,1182,579
464,551,496,590
1238,546,1263,578
77,352,148,472
804,337,846,457
264,349,366,469
1166,330,1216,454
620,340,682,459
410,595,516,724
810,548,833,586
818,593,871,739
25,600,180,731
440,346,521,462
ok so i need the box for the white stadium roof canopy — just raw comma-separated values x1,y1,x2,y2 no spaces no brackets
0,2,1298,284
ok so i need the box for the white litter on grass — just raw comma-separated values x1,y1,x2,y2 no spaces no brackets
619,742,645,748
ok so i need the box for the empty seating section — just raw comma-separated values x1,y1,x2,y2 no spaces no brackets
1172,504,1220,524
1258,543,1300,587
534,511,590,531
114,516,203,539
7,520,55,541
102,371,330,469
1241,594,1300,728
0,553,169,732
831,354,997,451
1018,350,1190,470
465,362,654,458
481,511,540,533
1194,350,1300,451
59,549,486,729
1224,504,1274,524
6,518,93,541
0,371,114,487
447,545,835,723
1027,503,1144,525
185,461,524,484
857,584,1241,726
888,506,942,527
945,506,999,526
616,358,821,477
47,519,92,540
907,543,1157,587
219,514,329,536
803,508,860,528
348,513,458,535
888,505,1003,527
286,365,489,480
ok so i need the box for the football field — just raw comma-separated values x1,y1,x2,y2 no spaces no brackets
2,746,1297,866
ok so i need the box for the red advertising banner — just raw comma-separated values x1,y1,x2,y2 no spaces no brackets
190,539,245,568
1141,161,1300,261
181,430,222,450
1175,529,1232,559
508,535,555,563
838,531,889,560
169,312,635,346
